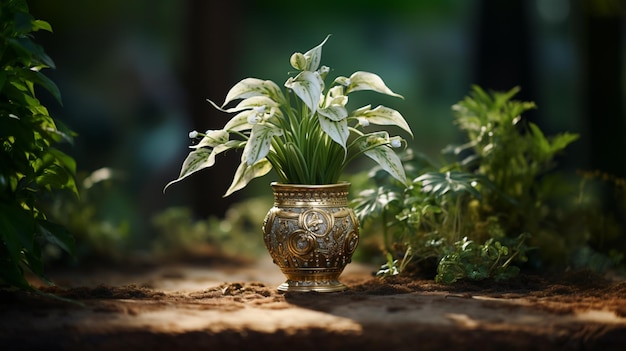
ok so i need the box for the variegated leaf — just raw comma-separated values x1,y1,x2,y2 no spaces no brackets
290,52,307,71
324,86,348,108
302,34,330,72
222,78,285,107
352,105,413,137
243,123,282,165
242,95,280,108
224,110,254,132
229,95,280,113
351,104,371,115
224,159,272,197
364,145,408,185
318,105,347,121
163,148,214,192
191,130,229,148
319,115,349,151
345,71,403,98
284,71,323,114
191,139,243,154
208,96,277,114
333,76,350,86
204,143,231,165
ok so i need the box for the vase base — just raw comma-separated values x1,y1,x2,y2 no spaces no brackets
277,280,347,293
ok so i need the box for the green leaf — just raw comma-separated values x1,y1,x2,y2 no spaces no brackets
549,132,579,153
224,159,272,197
29,70,62,104
243,123,282,165
0,2,77,291
342,71,403,98
284,71,323,114
363,145,408,186
352,105,413,137
48,119,76,145
37,220,75,255
528,122,551,154
222,78,284,107
0,71,6,91
37,164,70,191
0,204,35,255
11,88,39,108
0,204,38,288
21,249,49,285
13,11,35,34
415,171,481,199
530,122,579,155
32,20,52,32
48,148,77,174
8,37,56,68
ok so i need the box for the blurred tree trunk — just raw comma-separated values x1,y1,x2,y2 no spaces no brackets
474,0,536,122
183,0,242,218
581,2,625,222
583,3,625,179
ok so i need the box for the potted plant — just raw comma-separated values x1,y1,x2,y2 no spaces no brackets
165,35,413,291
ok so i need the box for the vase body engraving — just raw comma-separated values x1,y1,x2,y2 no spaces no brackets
263,183,359,292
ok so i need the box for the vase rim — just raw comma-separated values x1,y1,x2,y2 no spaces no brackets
270,181,350,189
270,182,351,207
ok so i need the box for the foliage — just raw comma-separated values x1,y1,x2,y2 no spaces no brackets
436,234,531,284
45,167,269,265
351,85,601,283
165,35,412,196
151,197,271,260
44,168,130,263
0,0,77,289
449,85,580,233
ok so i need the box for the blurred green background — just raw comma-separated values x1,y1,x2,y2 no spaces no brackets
26,0,624,259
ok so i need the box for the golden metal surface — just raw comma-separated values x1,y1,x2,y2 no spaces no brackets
270,182,350,207
263,183,359,292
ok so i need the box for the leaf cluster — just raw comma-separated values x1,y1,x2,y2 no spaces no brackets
165,35,413,196
43,168,130,263
352,86,586,283
450,86,579,217
0,0,77,289
436,234,531,284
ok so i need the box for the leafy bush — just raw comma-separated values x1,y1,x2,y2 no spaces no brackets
0,0,77,289
151,196,271,260
352,86,620,283
450,86,579,237
45,168,130,263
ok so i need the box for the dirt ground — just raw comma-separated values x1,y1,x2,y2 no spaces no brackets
1,255,626,351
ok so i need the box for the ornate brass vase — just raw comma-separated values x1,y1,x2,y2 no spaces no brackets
262,182,359,292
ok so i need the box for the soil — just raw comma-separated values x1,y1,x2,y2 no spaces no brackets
1,255,626,351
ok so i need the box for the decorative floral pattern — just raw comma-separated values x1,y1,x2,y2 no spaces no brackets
263,183,359,292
